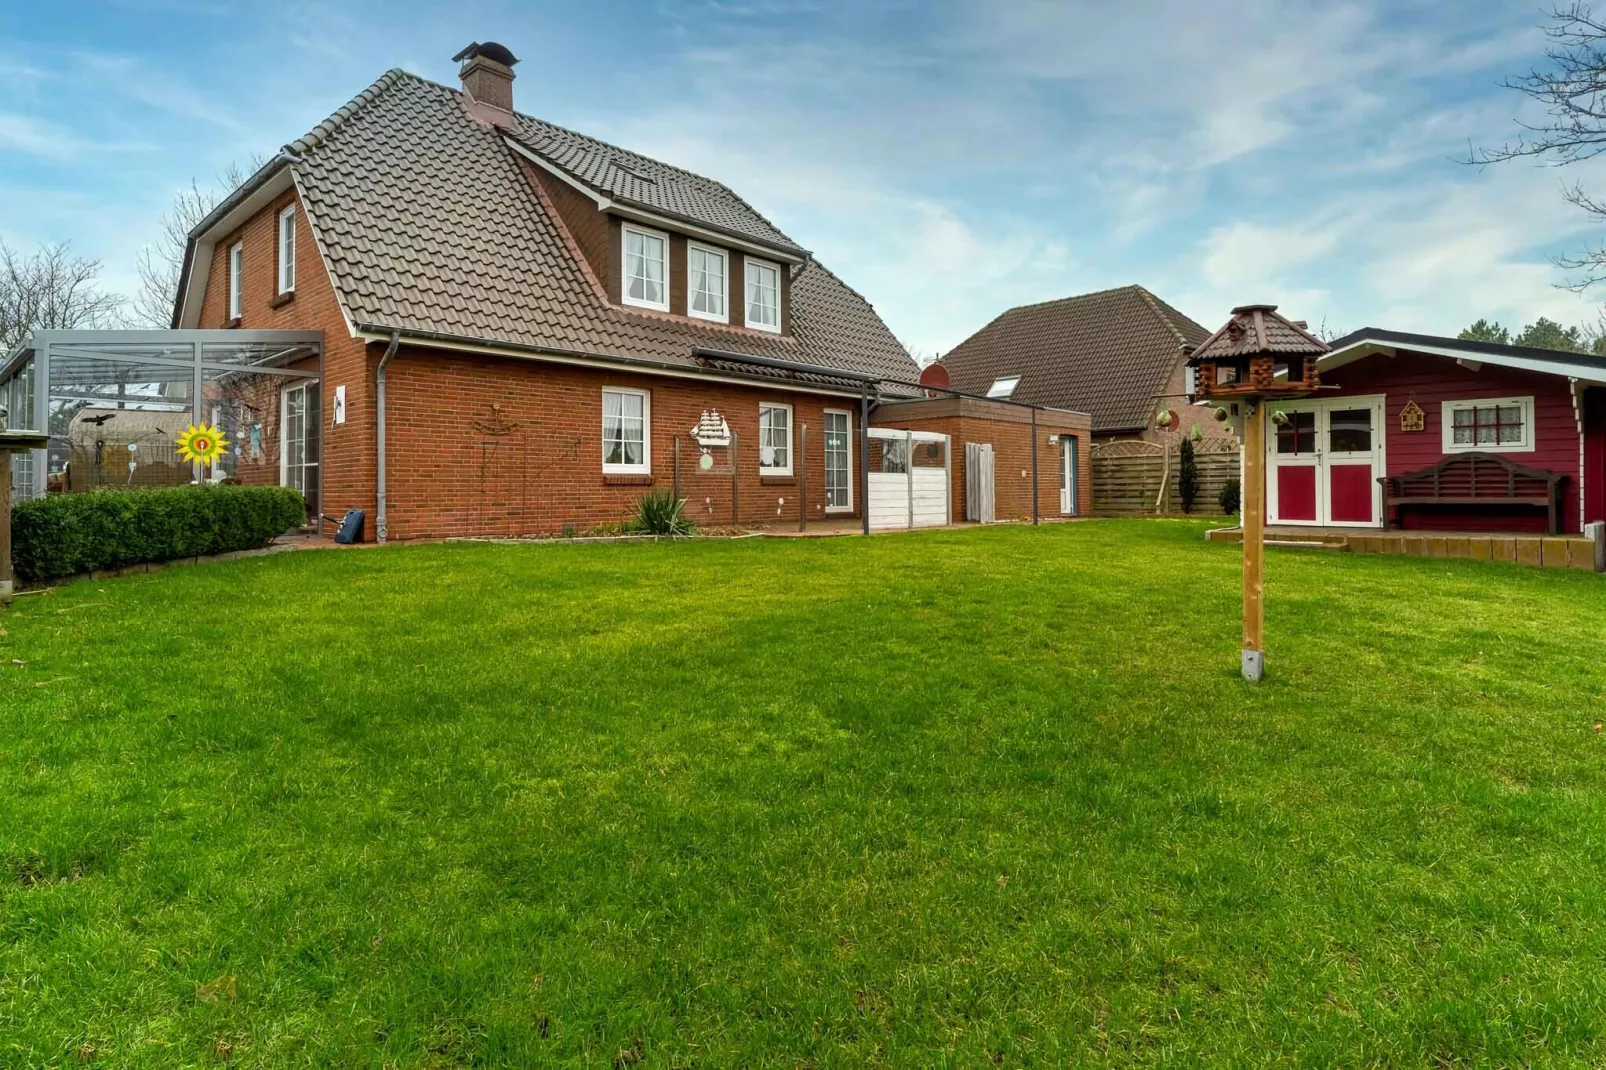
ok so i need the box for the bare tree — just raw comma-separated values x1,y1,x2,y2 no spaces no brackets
0,242,124,352
1474,3,1606,288
130,157,267,327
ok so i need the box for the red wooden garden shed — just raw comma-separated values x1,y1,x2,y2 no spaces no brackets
1261,328,1606,535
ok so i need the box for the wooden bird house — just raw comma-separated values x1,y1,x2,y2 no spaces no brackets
1187,304,1329,402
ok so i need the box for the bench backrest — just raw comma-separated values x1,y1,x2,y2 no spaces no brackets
1383,451,1562,500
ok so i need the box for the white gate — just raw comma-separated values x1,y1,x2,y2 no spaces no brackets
867,428,951,530
966,442,995,523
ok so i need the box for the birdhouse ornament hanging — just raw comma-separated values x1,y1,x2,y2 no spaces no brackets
1186,305,1330,682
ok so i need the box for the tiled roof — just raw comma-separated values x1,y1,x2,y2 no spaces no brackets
285,70,916,388
937,285,1209,433
509,118,805,255
1191,304,1328,360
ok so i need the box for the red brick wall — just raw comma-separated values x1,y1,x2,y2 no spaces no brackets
197,187,376,528
873,399,1093,522
381,345,864,538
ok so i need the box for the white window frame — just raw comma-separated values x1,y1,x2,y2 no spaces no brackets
602,386,652,474
758,402,793,476
745,256,782,333
277,205,296,295
823,408,853,512
987,375,1021,399
1441,396,1535,454
621,224,670,312
228,242,243,320
686,241,728,324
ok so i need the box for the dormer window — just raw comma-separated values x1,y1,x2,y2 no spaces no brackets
622,224,669,311
745,257,781,333
687,242,727,323
986,375,1020,399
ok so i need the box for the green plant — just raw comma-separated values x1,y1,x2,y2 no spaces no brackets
1178,437,1199,514
10,484,306,582
625,489,697,536
1219,476,1241,516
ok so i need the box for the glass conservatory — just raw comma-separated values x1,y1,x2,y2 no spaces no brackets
0,330,323,517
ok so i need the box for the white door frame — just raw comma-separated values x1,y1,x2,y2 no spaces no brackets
1266,394,1386,528
1059,436,1078,515
823,408,853,513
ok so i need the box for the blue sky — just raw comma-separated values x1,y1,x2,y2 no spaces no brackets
3,0,1605,355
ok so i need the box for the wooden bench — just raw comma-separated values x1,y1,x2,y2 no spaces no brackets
1378,452,1567,535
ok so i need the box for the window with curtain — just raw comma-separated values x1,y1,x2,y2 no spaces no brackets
746,258,781,332
758,403,791,474
622,226,668,310
602,388,650,472
688,243,727,322
1444,397,1531,451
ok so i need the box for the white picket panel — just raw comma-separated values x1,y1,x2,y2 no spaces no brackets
866,431,952,531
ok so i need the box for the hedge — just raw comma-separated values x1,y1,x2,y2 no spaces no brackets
10,484,307,583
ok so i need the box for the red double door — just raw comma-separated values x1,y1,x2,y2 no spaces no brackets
1267,397,1384,526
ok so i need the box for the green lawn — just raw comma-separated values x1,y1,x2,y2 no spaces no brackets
3,520,1606,1067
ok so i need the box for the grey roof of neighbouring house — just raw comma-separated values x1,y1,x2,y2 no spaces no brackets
278,69,915,386
938,285,1210,433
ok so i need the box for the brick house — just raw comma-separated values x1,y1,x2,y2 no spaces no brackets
938,285,1221,445
148,41,1090,539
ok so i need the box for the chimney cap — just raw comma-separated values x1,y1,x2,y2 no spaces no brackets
453,41,519,67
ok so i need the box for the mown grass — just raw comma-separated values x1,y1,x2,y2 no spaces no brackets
2,519,1605,1067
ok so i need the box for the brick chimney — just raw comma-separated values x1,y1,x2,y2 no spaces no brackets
453,41,519,112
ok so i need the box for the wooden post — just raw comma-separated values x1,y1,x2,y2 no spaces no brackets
0,451,12,602
1241,401,1266,681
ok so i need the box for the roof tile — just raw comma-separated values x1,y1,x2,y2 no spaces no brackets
938,285,1208,433
286,70,913,386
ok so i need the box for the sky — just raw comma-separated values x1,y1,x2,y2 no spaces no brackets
3,0,1606,357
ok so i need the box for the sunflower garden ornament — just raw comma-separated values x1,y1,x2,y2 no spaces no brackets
176,423,229,466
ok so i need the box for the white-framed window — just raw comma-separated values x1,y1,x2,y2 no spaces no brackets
987,375,1021,399
758,402,792,475
824,408,852,512
745,257,781,333
602,387,651,473
621,224,669,311
228,242,243,320
1441,396,1535,453
277,205,296,294
687,242,728,323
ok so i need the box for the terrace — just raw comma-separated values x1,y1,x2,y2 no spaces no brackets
1,330,322,515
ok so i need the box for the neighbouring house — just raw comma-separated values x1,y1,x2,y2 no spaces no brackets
936,285,1232,516
0,41,1091,538
1253,326,1606,535
937,285,1218,443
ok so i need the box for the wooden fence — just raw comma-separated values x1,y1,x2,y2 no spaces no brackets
1092,436,1240,517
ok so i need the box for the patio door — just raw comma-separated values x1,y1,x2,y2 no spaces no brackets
823,409,852,513
1267,395,1384,527
1060,436,1078,515
280,380,320,521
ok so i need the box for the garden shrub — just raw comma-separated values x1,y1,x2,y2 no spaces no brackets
11,484,306,582
626,489,696,537
1178,438,1199,514
1219,477,1241,516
